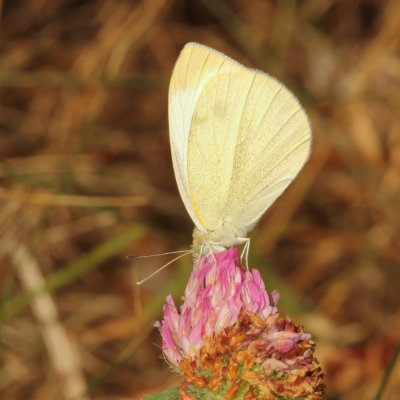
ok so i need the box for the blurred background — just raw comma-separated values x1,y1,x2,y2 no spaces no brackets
1,0,399,399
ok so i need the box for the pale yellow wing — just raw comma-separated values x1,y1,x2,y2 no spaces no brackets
187,65,311,236
168,43,241,230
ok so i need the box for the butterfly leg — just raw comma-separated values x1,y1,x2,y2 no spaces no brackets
209,243,218,266
199,241,206,258
238,237,250,270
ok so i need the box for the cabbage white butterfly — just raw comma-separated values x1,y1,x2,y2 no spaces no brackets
169,43,311,260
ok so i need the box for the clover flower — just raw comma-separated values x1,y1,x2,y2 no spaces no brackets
155,248,324,400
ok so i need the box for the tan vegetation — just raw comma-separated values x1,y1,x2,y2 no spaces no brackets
0,0,399,399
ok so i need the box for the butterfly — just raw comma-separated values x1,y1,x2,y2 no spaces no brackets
169,43,311,262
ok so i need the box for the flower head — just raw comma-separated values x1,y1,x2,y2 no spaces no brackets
155,248,324,399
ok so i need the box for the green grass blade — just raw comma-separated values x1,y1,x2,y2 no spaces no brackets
0,224,148,322
373,344,400,400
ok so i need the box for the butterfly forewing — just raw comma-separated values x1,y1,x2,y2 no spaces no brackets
168,43,241,230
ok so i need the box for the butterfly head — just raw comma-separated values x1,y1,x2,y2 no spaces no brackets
192,224,248,258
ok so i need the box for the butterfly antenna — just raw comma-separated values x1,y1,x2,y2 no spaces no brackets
126,249,191,259
136,250,193,285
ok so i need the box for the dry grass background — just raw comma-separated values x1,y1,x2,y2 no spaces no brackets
0,0,399,399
